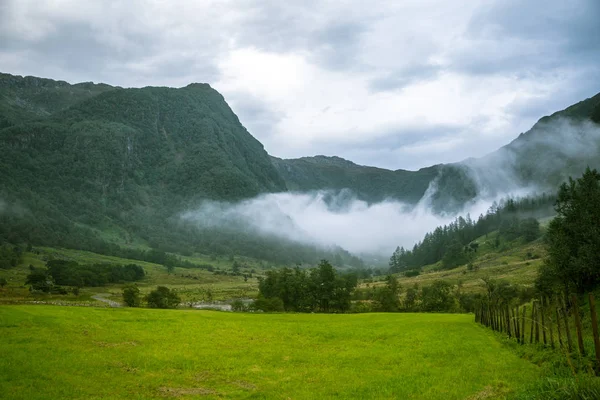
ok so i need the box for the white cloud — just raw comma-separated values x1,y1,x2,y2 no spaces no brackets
1,0,598,169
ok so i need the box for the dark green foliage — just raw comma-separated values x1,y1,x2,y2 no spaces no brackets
0,244,22,269
145,286,181,309
0,277,7,288
404,269,420,277
442,240,470,270
373,275,402,312
256,260,358,313
390,195,550,272
404,285,419,311
122,285,141,307
251,296,285,312
230,299,246,311
0,73,324,264
45,260,145,287
26,268,52,293
481,277,519,307
420,281,455,312
537,168,600,295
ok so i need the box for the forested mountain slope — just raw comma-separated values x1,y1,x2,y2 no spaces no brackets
1,71,599,264
0,73,310,263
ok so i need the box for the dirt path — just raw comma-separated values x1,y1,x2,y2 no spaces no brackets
92,293,122,308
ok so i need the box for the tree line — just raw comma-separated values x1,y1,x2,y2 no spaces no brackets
26,260,145,293
389,195,552,272
253,260,358,312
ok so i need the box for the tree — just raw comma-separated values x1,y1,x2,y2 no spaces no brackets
421,280,455,312
26,268,52,293
145,286,181,309
231,299,246,311
520,218,540,242
442,241,468,270
538,168,600,295
122,284,141,307
373,275,401,312
404,284,419,311
251,295,284,312
0,277,7,288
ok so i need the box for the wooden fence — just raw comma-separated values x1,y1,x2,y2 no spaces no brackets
474,293,600,374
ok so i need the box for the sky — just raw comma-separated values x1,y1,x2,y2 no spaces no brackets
1,0,599,170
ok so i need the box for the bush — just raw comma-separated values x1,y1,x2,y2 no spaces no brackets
404,270,420,277
350,301,373,313
145,286,180,309
231,299,246,312
122,284,141,307
0,277,7,288
251,296,284,312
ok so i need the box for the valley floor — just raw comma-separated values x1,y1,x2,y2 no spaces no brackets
0,306,540,399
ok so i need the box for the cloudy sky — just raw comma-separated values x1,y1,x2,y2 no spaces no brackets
1,0,599,170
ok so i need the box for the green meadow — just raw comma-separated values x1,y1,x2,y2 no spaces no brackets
0,306,540,399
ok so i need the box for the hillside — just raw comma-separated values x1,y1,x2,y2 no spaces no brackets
273,93,600,211
271,156,477,211
0,72,115,129
1,71,599,265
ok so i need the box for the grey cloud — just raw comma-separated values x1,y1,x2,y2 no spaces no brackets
456,0,600,76
368,64,441,92
226,94,283,142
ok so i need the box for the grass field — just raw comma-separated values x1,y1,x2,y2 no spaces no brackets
0,247,260,305
0,306,541,399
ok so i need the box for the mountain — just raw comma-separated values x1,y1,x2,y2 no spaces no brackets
1,71,599,264
273,93,600,210
0,73,329,264
0,72,114,129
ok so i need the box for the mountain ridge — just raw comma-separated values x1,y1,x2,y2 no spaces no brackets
1,71,599,263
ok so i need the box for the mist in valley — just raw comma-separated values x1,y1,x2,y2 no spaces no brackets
182,119,600,260
182,186,534,259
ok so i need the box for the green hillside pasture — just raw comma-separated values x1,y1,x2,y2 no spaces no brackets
0,248,259,305
0,306,540,399
390,239,546,294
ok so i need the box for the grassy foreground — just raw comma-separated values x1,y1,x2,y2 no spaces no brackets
0,306,540,399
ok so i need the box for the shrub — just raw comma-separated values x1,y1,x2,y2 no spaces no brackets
231,299,246,312
251,296,284,312
404,270,420,277
122,284,141,307
145,286,181,309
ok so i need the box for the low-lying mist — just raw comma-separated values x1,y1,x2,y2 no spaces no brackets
181,188,530,257
182,118,600,259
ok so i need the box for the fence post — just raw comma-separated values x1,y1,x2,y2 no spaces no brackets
546,298,555,349
572,295,586,356
540,297,547,346
588,293,600,374
562,304,574,353
494,307,499,331
506,305,511,338
515,306,521,343
556,307,564,348
530,302,535,344
521,305,526,344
